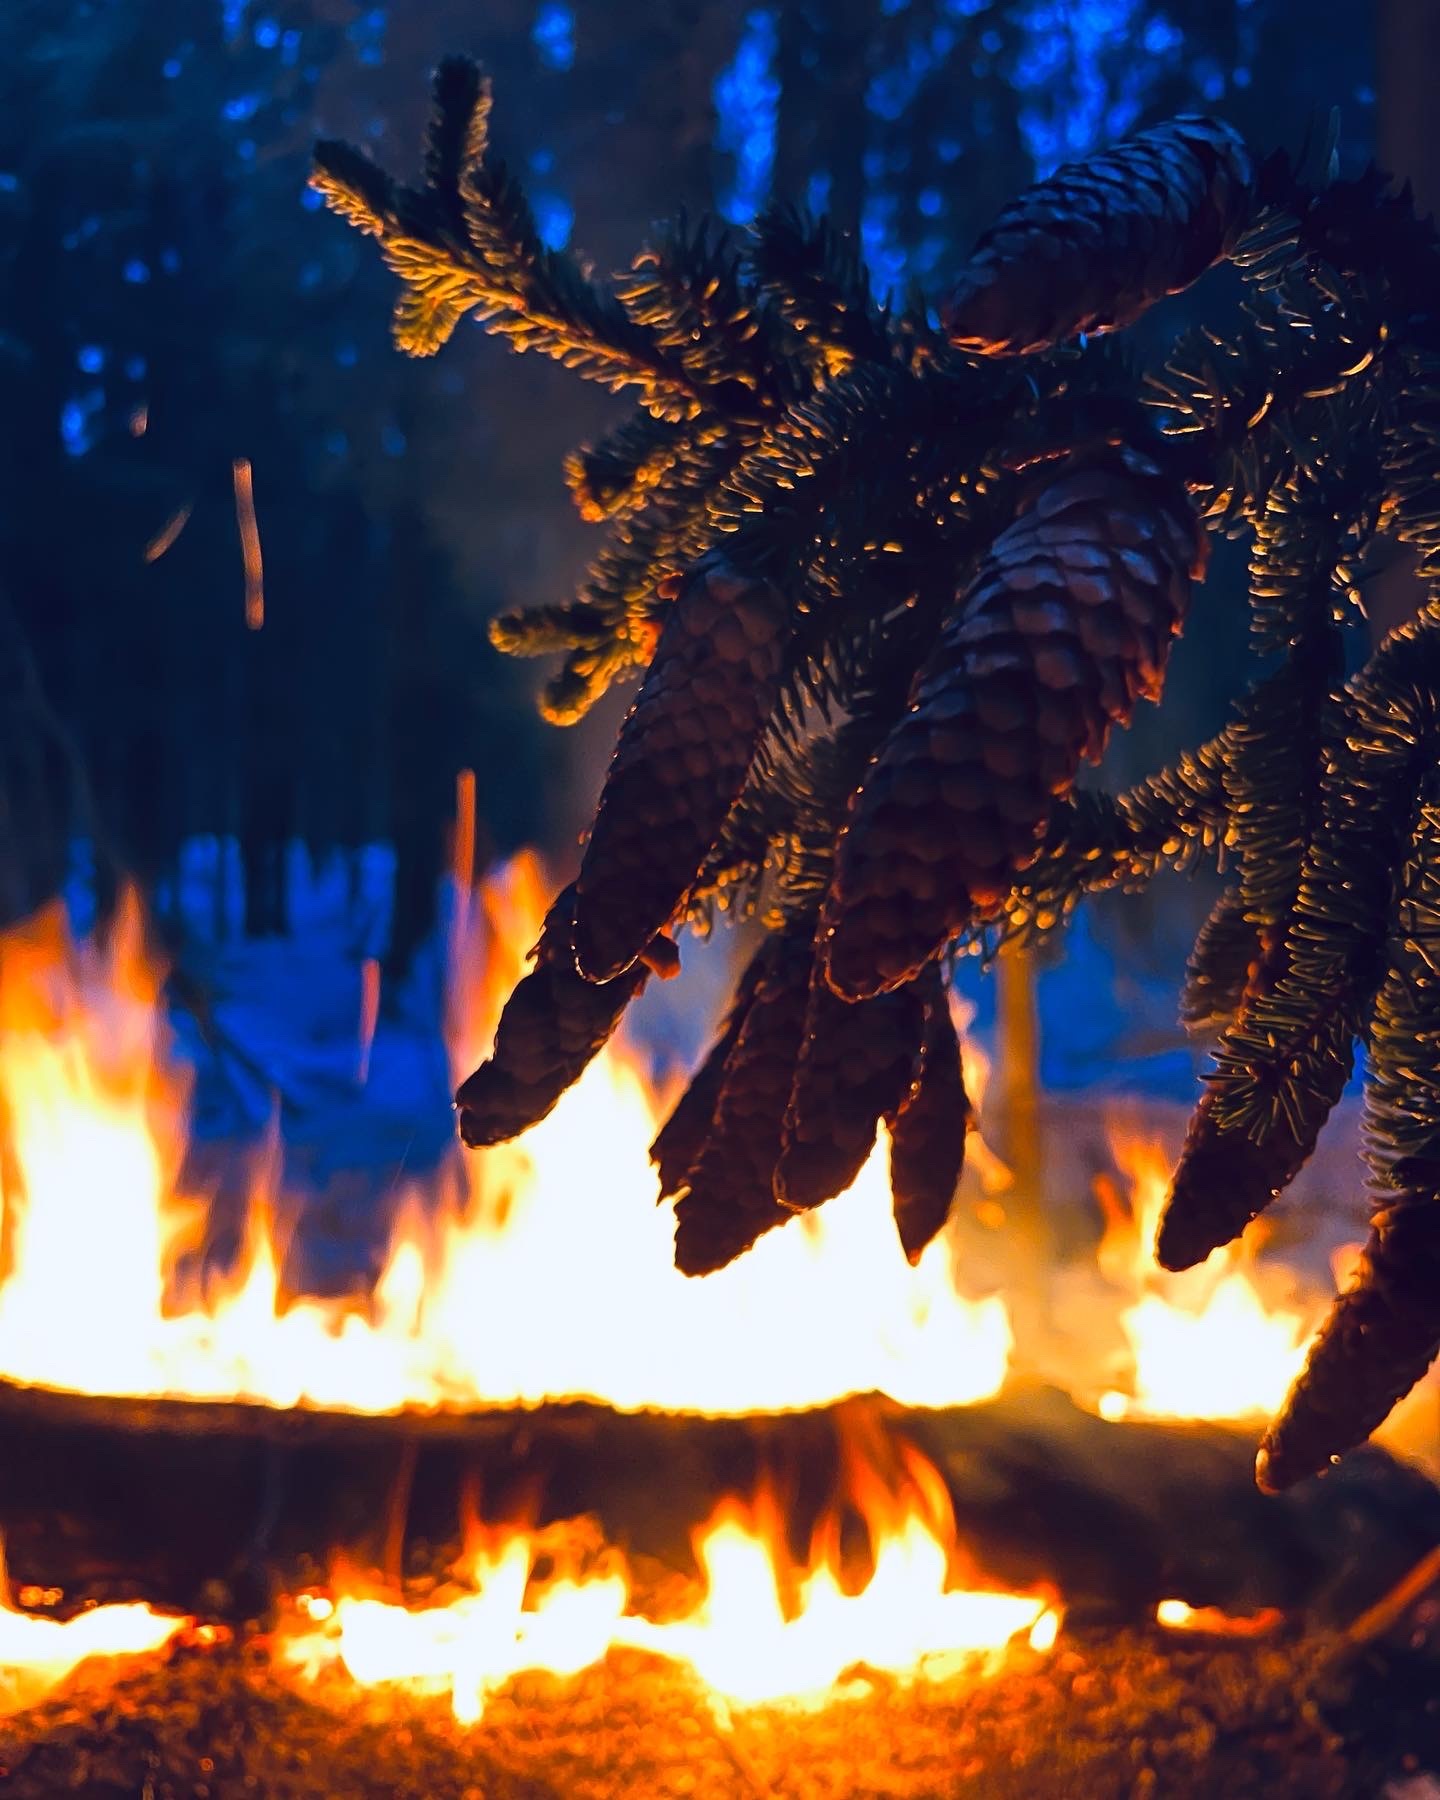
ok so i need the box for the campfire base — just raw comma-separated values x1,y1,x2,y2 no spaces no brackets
3,1382,1440,1795
1,1612,1433,1800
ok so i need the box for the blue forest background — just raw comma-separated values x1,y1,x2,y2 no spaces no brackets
0,0,1424,1276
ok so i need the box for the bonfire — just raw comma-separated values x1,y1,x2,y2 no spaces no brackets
2,45,1440,1800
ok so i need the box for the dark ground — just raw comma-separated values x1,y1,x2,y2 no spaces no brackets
0,1615,1433,1800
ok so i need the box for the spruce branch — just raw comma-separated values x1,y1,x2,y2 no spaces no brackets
1260,779,1440,1490
328,74,1440,1484
1179,887,1263,1037
1209,606,1440,1137
994,719,1233,952
748,203,895,377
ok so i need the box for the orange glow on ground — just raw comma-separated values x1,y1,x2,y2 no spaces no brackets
0,1541,187,1715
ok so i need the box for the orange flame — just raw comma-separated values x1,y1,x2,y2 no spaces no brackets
0,866,1011,1419
0,1540,187,1715
282,1435,1057,1720
1092,1118,1322,1423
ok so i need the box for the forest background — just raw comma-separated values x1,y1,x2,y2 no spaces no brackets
0,0,1426,1030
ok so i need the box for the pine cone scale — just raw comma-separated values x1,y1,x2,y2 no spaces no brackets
672,921,815,1276
944,117,1253,355
821,448,1202,1000
650,936,770,1199
774,972,929,1213
572,555,786,984
455,886,650,1147
887,971,969,1263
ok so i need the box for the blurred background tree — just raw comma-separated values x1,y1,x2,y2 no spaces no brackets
0,0,1386,985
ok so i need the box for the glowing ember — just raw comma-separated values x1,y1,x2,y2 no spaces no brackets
1155,1599,1283,1639
284,1437,1056,1720
143,499,191,563
232,456,265,630
1092,1123,1322,1423
0,866,1010,1418
0,1542,187,1715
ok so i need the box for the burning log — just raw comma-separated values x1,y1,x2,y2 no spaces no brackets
0,1381,1436,1641
1,1379,1437,1793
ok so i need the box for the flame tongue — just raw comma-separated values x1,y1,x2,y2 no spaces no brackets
0,1540,187,1715
285,1434,1057,1721
0,863,1011,1418
1093,1122,1323,1423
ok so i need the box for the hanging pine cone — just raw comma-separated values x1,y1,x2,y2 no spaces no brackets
1153,1084,1315,1273
1257,1197,1440,1491
572,554,787,984
650,935,770,1199
821,446,1205,1000
887,972,969,1264
673,921,815,1276
1157,928,1355,1271
774,971,928,1213
1260,795,1440,1487
944,116,1253,356
455,885,654,1147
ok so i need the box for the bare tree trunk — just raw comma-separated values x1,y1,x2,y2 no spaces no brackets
990,938,1050,1362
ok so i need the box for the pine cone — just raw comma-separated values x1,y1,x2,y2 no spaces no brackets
573,554,787,983
1259,786,1440,1488
945,116,1253,356
822,447,1204,1000
887,971,969,1264
455,885,651,1147
1157,939,1354,1271
1153,1085,1313,1273
650,935,770,1199
774,972,928,1213
673,921,814,1276
1257,1197,1440,1491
